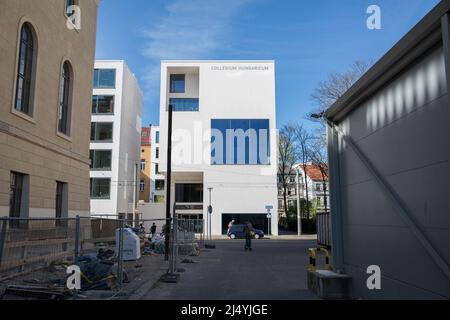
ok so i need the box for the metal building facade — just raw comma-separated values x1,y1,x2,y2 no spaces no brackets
325,0,450,299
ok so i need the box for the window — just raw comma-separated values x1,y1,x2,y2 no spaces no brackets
140,159,146,171
175,183,203,203
154,195,164,203
90,122,113,142
92,95,114,114
155,164,159,174
14,23,36,116
93,69,116,88
169,98,199,112
155,180,165,191
56,182,68,222
139,180,145,192
155,131,160,144
90,178,111,199
155,148,159,159
65,0,77,11
170,74,185,93
9,172,24,218
58,62,72,135
211,119,270,165
90,150,112,170
290,175,296,183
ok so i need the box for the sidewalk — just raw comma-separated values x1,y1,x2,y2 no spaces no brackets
208,234,317,241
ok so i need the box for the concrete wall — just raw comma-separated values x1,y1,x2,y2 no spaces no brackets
335,44,450,299
0,0,99,218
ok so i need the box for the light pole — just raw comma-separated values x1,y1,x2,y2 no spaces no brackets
296,167,302,236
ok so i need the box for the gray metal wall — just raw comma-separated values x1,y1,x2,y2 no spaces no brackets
336,44,450,299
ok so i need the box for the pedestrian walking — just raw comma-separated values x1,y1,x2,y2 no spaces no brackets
244,222,254,251
150,223,157,238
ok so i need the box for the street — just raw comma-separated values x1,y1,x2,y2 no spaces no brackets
143,239,319,300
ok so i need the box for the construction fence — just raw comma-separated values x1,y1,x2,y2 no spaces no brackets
0,215,205,299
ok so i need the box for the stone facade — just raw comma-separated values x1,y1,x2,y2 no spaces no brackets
0,0,100,218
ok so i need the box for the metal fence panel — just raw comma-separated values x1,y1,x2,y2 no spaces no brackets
317,212,331,248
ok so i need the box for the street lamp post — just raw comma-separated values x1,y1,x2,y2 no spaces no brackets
296,167,302,236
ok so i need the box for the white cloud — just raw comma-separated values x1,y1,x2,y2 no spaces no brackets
140,0,253,104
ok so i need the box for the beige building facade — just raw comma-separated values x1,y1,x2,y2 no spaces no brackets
0,0,100,218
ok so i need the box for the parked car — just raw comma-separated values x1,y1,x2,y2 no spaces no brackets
227,224,265,239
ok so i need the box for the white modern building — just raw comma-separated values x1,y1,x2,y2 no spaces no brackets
90,61,143,219
159,60,278,236
150,125,165,203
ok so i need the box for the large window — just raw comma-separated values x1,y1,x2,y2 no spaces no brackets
90,122,113,142
140,159,146,171
92,95,114,114
9,172,25,218
93,69,116,88
169,98,199,112
55,182,68,222
58,62,72,135
175,183,203,203
90,178,111,199
170,74,185,93
155,180,165,191
211,119,270,165
90,150,112,170
14,23,36,116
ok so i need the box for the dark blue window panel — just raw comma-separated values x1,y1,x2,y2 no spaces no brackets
170,74,185,93
93,69,116,88
211,119,270,165
169,98,199,112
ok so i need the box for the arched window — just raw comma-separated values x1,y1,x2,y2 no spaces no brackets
58,61,72,135
15,23,35,115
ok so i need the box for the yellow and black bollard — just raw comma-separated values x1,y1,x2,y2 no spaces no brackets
308,247,332,272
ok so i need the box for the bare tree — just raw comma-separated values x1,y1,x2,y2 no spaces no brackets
309,61,372,126
293,123,314,219
310,137,329,213
278,124,297,217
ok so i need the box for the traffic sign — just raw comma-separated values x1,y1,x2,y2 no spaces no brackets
265,205,273,210
267,214,272,219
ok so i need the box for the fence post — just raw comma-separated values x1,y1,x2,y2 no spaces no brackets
74,215,80,264
0,217,7,265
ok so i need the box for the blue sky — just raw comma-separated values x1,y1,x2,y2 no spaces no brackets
95,0,440,129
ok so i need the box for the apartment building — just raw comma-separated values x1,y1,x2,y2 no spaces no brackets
90,61,142,219
159,61,278,235
139,127,151,202
0,0,99,218
277,164,329,216
150,125,165,203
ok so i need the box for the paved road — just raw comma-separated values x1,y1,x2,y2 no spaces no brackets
144,239,318,300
